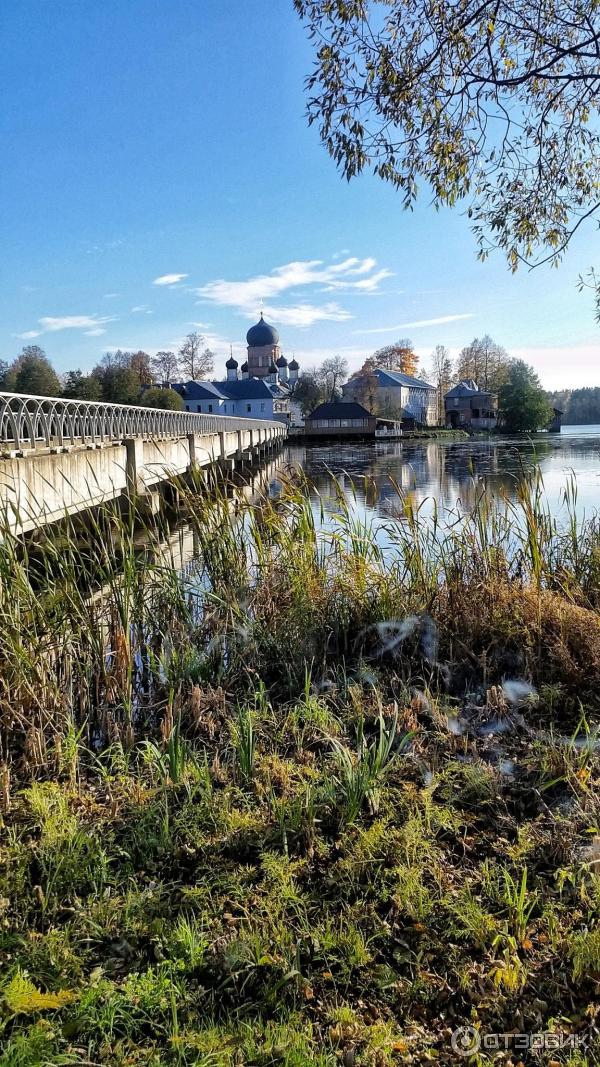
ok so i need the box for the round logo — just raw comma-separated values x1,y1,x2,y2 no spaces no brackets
451,1026,481,1056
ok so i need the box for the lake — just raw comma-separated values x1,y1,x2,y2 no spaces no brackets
277,426,600,528
157,427,600,575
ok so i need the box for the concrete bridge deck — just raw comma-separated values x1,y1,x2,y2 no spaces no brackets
0,391,286,532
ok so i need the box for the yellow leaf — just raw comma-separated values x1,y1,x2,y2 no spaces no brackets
5,973,78,1015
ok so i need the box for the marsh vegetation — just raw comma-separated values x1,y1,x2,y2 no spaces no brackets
1,469,600,1064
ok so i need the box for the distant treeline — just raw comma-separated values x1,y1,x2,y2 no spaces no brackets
548,388,600,425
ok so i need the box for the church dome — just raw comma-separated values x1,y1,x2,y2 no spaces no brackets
268,361,278,374
276,354,288,367
241,361,248,372
289,358,299,371
226,355,238,369
246,313,279,347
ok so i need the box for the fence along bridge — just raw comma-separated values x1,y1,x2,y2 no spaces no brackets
0,391,286,533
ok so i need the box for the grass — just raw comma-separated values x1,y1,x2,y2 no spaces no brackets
1,467,600,1063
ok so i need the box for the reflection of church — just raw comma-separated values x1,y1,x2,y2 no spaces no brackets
174,314,300,423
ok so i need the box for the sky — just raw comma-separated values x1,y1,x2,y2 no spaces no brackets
1,0,599,390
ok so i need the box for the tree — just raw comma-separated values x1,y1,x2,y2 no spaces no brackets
142,386,184,410
428,345,453,424
91,351,141,405
456,336,510,393
295,0,600,270
130,350,153,386
151,350,179,383
292,370,325,415
372,339,419,377
0,360,8,389
345,365,380,414
318,355,348,400
178,332,214,380
548,387,600,424
4,346,61,396
62,370,102,401
498,360,552,433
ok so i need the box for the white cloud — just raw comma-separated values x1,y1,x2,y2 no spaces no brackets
17,315,116,339
270,302,352,328
131,305,153,314
153,273,188,286
103,293,119,299
356,314,475,335
196,257,392,327
39,315,115,333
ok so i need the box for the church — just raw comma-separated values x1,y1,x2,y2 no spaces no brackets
172,314,299,423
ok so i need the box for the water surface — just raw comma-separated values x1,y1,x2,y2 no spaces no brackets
280,426,600,528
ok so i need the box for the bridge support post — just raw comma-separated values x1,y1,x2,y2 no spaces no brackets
125,437,162,516
125,437,144,496
187,433,197,469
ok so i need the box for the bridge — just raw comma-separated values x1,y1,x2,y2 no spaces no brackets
0,391,286,533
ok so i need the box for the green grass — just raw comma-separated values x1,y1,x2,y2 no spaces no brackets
1,469,600,1063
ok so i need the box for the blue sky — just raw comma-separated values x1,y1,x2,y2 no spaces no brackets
1,0,598,389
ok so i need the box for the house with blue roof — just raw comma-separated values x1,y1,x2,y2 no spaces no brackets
342,367,437,427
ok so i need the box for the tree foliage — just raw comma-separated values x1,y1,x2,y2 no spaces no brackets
372,339,419,377
498,360,552,432
142,386,184,410
292,370,326,414
295,0,600,269
548,386,600,425
3,346,61,397
456,336,510,393
62,370,102,401
91,351,144,405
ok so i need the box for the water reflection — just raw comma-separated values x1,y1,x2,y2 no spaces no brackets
281,427,600,526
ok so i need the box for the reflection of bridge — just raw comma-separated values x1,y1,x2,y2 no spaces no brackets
0,392,286,532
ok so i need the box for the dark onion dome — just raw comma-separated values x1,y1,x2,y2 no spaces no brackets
276,354,288,367
241,360,248,371
268,361,278,374
225,355,238,369
288,358,299,371
246,312,279,347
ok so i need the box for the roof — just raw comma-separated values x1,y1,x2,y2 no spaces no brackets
246,313,279,348
172,380,226,400
375,369,436,391
445,379,493,398
216,378,275,400
307,401,373,421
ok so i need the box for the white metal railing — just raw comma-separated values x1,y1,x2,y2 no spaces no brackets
0,392,286,450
